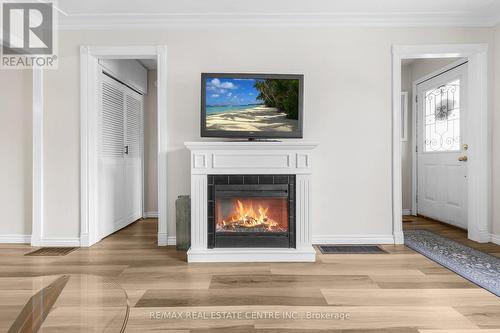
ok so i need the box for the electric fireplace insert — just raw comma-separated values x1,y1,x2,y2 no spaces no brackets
207,175,295,248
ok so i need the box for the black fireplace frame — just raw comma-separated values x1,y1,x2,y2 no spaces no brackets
207,175,296,248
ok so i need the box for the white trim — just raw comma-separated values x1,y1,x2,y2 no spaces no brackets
157,46,168,246
58,13,500,30
184,141,319,150
402,209,412,216
143,211,158,218
411,79,418,216
167,236,176,246
491,234,500,245
392,48,404,245
157,232,168,246
80,45,168,247
31,68,43,247
141,93,146,223
392,44,490,244
472,230,493,243
0,235,31,244
39,237,81,247
312,235,395,245
80,45,99,247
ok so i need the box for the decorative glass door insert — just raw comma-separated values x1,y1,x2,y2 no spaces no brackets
423,79,461,152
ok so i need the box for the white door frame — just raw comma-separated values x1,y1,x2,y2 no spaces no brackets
80,45,168,246
31,68,44,246
410,59,468,217
392,44,490,244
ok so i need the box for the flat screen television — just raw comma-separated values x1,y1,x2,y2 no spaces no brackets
201,73,303,139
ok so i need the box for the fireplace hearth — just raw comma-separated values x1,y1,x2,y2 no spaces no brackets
208,175,295,248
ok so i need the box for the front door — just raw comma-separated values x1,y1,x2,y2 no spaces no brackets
416,63,468,229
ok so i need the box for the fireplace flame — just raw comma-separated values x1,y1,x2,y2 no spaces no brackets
218,199,285,232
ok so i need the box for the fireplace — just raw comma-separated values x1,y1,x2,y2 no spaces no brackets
185,141,317,262
207,175,295,248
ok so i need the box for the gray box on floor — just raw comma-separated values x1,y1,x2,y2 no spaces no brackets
175,195,191,251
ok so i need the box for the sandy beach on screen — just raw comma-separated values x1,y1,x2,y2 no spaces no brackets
206,106,298,132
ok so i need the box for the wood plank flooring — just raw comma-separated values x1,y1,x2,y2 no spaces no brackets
0,217,498,332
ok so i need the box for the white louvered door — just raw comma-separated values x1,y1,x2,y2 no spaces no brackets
99,72,143,240
123,91,143,224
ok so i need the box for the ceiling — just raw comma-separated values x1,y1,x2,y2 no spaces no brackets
55,0,500,28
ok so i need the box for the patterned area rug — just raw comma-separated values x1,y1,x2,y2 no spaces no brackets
404,229,500,297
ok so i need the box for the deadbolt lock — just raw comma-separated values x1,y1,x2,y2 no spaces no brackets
463,143,469,151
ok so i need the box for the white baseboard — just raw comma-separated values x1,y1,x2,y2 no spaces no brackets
80,233,89,247
402,209,412,215
469,229,492,243
167,236,176,246
0,234,31,244
144,211,158,218
158,232,168,246
312,234,395,245
393,231,404,244
39,237,81,247
490,234,500,245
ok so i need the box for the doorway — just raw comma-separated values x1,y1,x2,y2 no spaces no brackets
97,59,159,241
415,63,468,229
401,58,468,231
80,46,168,247
392,44,490,244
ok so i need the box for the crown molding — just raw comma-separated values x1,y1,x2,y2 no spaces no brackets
57,12,500,30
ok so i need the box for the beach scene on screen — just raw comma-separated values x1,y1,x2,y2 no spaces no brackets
205,77,299,132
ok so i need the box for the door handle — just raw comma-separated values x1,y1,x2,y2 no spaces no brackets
458,155,468,162
124,145,129,155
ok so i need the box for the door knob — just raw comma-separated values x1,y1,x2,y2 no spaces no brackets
458,155,468,162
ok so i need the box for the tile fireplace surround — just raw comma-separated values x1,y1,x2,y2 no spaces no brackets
185,141,318,262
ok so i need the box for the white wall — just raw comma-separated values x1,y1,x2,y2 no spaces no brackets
27,26,497,242
0,70,32,240
144,70,158,215
494,24,500,236
400,58,463,212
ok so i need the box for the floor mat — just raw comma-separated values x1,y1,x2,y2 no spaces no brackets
404,229,500,296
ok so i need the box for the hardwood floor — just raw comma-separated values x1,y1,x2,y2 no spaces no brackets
0,218,498,332
403,215,500,256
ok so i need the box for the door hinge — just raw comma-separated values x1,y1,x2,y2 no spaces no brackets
415,95,418,103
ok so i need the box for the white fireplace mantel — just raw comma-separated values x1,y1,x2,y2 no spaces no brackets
185,140,318,262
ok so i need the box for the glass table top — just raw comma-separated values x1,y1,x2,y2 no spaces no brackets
0,274,129,333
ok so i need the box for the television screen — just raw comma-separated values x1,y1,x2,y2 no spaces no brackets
201,73,303,139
